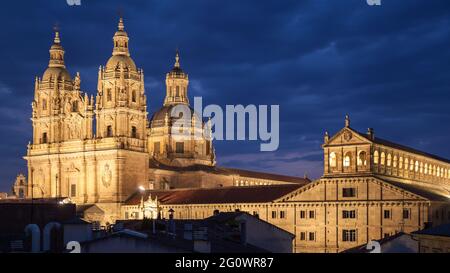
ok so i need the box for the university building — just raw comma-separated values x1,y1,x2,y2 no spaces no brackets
17,18,450,252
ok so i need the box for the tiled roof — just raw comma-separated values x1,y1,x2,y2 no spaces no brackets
125,184,303,206
149,159,310,184
378,177,450,202
356,129,450,164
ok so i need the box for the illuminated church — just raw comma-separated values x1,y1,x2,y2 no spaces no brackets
24,18,308,224
21,18,450,252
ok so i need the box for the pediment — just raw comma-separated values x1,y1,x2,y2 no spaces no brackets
325,128,372,146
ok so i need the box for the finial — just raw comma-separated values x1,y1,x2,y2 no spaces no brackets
324,131,329,143
53,24,61,44
345,115,350,127
118,17,124,31
174,50,180,68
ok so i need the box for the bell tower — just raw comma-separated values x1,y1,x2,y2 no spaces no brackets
164,51,189,106
31,30,94,145
95,17,147,140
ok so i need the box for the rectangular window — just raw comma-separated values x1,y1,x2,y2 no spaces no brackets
342,230,357,242
70,184,76,197
176,142,184,153
300,211,306,219
300,232,306,241
309,210,315,219
271,211,277,219
403,209,410,219
42,133,48,144
280,211,286,219
384,210,391,219
342,187,356,198
154,142,161,154
309,232,315,241
342,210,356,219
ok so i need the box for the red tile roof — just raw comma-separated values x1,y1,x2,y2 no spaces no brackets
125,184,304,206
148,159,310,184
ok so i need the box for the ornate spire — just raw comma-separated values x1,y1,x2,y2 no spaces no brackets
48,28,65,68
112,17,130,56
345,115,350,127
118,17,124,31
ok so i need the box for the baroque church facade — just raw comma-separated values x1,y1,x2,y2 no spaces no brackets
19,18,450,252
24,18,308,224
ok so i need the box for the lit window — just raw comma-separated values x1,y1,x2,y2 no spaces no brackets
425,163,428,174
420,162,424,174
399,157,403,169
387,154,392,167
329,152,337,167
410,160,414,171
374,151,379,164
405,158,409,170
357,151,367,166
343,154,351,168
437,167,440,177
415,161,419,172
393,156,398,168
381,152,386,166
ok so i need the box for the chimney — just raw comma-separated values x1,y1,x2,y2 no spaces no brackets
367,128,375,141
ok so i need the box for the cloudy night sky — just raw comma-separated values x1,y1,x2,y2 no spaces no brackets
0,0,449,192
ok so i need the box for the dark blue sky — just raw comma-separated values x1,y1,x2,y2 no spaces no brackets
1,0,450,192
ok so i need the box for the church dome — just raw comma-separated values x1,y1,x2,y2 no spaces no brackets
150,105,201,127
105,55,137,71
42,67,72,81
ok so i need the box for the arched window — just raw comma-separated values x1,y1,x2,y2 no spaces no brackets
393,156,398,168
106,125,113,137
405,158,409,170
132,90,136,103
42,99,47,111
329,152,337,168
437,167,440,177
420,162,423,174
399,157,403,169
410,160,414,171
433,165,436,176
131,126,137,138
415,161,419,172
343,152,351,168
357,151,367,166
381,152,386,166
374,151,379,164
424,163,428,174
387,154,392,167
429,164,432,175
